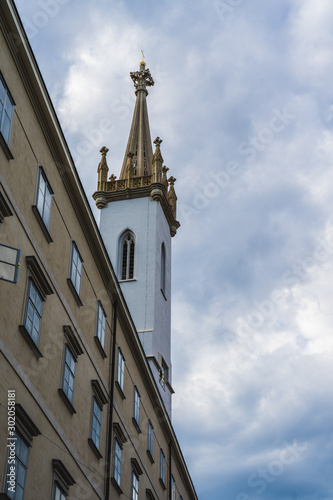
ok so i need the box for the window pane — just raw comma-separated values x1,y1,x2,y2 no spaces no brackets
5,434,29,499
70,243,82,294
43,187,52,228
0,79,5,102
24,280,43,344
2,114,11,143
63,346,75,402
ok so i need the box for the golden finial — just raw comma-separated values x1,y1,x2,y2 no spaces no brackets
140,50,146,67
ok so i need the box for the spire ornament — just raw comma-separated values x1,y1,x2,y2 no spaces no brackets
130,65,154,94
97,146,109,190
167,176,178,219
162,166,169,187
126,152,135,178
152,137,163,183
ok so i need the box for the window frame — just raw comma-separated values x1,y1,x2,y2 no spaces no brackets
23,277,44,347
113,438,122,487
52,459,75,498
68,242,83,306
119,230,135,281
91,396,102,451
117,347,125,392
0,71,15,148
62,344,76,405
5,431,29,499
96,301,106,346
131,471,139,500
160,449,165,485
147,419,154,462
33,166,54,240
133,386,140,429
53,482,66,500
171,475,176,500
19,256,53,359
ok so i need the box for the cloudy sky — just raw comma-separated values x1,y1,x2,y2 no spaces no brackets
14,0,333,499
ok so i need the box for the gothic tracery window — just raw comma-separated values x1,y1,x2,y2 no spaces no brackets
121,232,135,280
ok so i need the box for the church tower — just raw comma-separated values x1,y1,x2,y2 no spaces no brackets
93,59,180,416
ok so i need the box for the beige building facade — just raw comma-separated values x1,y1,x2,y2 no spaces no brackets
0,1,197,499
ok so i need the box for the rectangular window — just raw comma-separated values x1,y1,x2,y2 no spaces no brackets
62,345,76,404
0,72,14,144
171,475,175,500
148,420,153,456
5,432,29,499
91,397,102,450
36,167,53,230
96,301,106,348
24,278,43,345
113,438,122,486
131,471,139,500
54,484,66,500
117,348,125,391
133,386,140,426
160,449,165,483
70,242,82,296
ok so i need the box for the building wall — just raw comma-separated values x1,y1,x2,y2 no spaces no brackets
0,1,197,499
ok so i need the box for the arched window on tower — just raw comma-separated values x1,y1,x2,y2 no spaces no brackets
120,231,135,280
161,243,166,293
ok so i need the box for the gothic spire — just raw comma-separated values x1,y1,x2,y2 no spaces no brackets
119,60,155,179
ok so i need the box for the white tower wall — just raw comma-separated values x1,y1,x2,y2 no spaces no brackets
100,196,173,413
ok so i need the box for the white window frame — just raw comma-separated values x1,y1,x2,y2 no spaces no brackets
24,278,43,346
131,471,139,500
160,449,165,483
54,483,66,500
148,419,153,456
36,167,53,230
69,242,82,296
0,71,14,145
96,301,106,348
91,396,102,450
113,438,122,486
62,345,76,404
171,475,175,500
133,386,140,426
117,348,125,391
5,431,29,498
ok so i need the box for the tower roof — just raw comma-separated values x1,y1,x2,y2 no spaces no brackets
119,62,155,179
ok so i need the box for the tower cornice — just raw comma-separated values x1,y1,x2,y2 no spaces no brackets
93,177,180,237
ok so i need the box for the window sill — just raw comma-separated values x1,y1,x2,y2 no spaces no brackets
19,325,43,359
0,132,14,160
159,478,166,491
160,288,167,301
111,477,123,496
115,381,126,400
67,278,83,307
132,417,141,434
94,335,107,359
118,278,136,283
147,449,154,464
88,438,103,459
58,388,76,414
32,205,53,243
